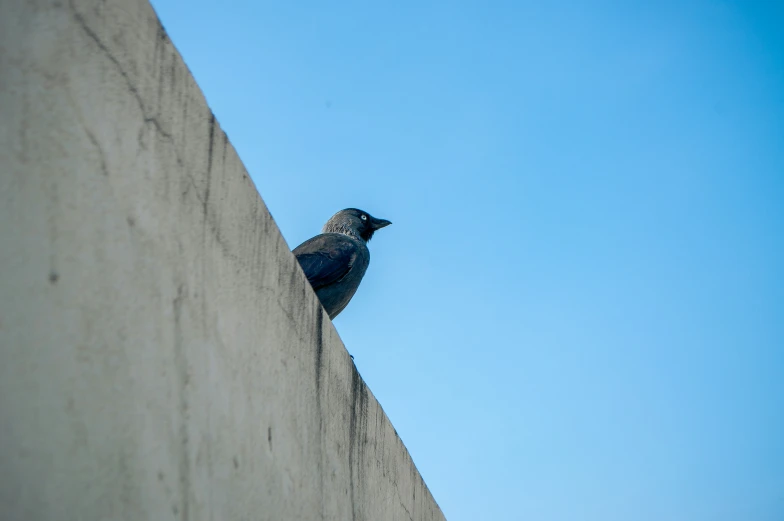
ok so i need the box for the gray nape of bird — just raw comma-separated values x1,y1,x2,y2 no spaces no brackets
292,208,392,320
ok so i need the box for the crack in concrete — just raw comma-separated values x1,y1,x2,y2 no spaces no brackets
64,90,110,177
391,477,415,521
83,125,109,176
182,172,207,205
399,499,415,521
69,0,185,169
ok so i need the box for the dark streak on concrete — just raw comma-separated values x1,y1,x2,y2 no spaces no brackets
180,97,189,156
348,369,358,521
48,271,59,284
198,113,216,329
313,309,326,518
170,58,177,94
314,310,324,395
222,132,228,166
348,364,369,521
204,112,215,219
155,24,166,118
173,284,190,521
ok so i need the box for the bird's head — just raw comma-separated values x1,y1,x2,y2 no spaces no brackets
322,208,392,242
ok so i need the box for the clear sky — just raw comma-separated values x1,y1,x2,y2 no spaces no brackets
150,1,783,519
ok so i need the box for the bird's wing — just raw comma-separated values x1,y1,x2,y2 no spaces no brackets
293,234,359,290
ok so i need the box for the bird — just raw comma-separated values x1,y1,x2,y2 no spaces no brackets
293,208,391,320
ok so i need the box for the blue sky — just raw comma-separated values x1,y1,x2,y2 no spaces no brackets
150,1,783,519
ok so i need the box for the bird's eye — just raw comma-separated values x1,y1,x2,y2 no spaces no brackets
360,215,367,221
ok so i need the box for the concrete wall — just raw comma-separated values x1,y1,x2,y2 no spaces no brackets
0,1,446,520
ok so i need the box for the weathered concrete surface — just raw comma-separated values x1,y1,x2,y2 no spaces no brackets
0,1,445,520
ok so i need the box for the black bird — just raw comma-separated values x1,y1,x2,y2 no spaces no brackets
293,208,391,319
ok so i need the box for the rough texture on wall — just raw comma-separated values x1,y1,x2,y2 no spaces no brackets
0,1,446,520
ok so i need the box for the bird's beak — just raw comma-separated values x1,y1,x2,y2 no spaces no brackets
371,217,392,230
